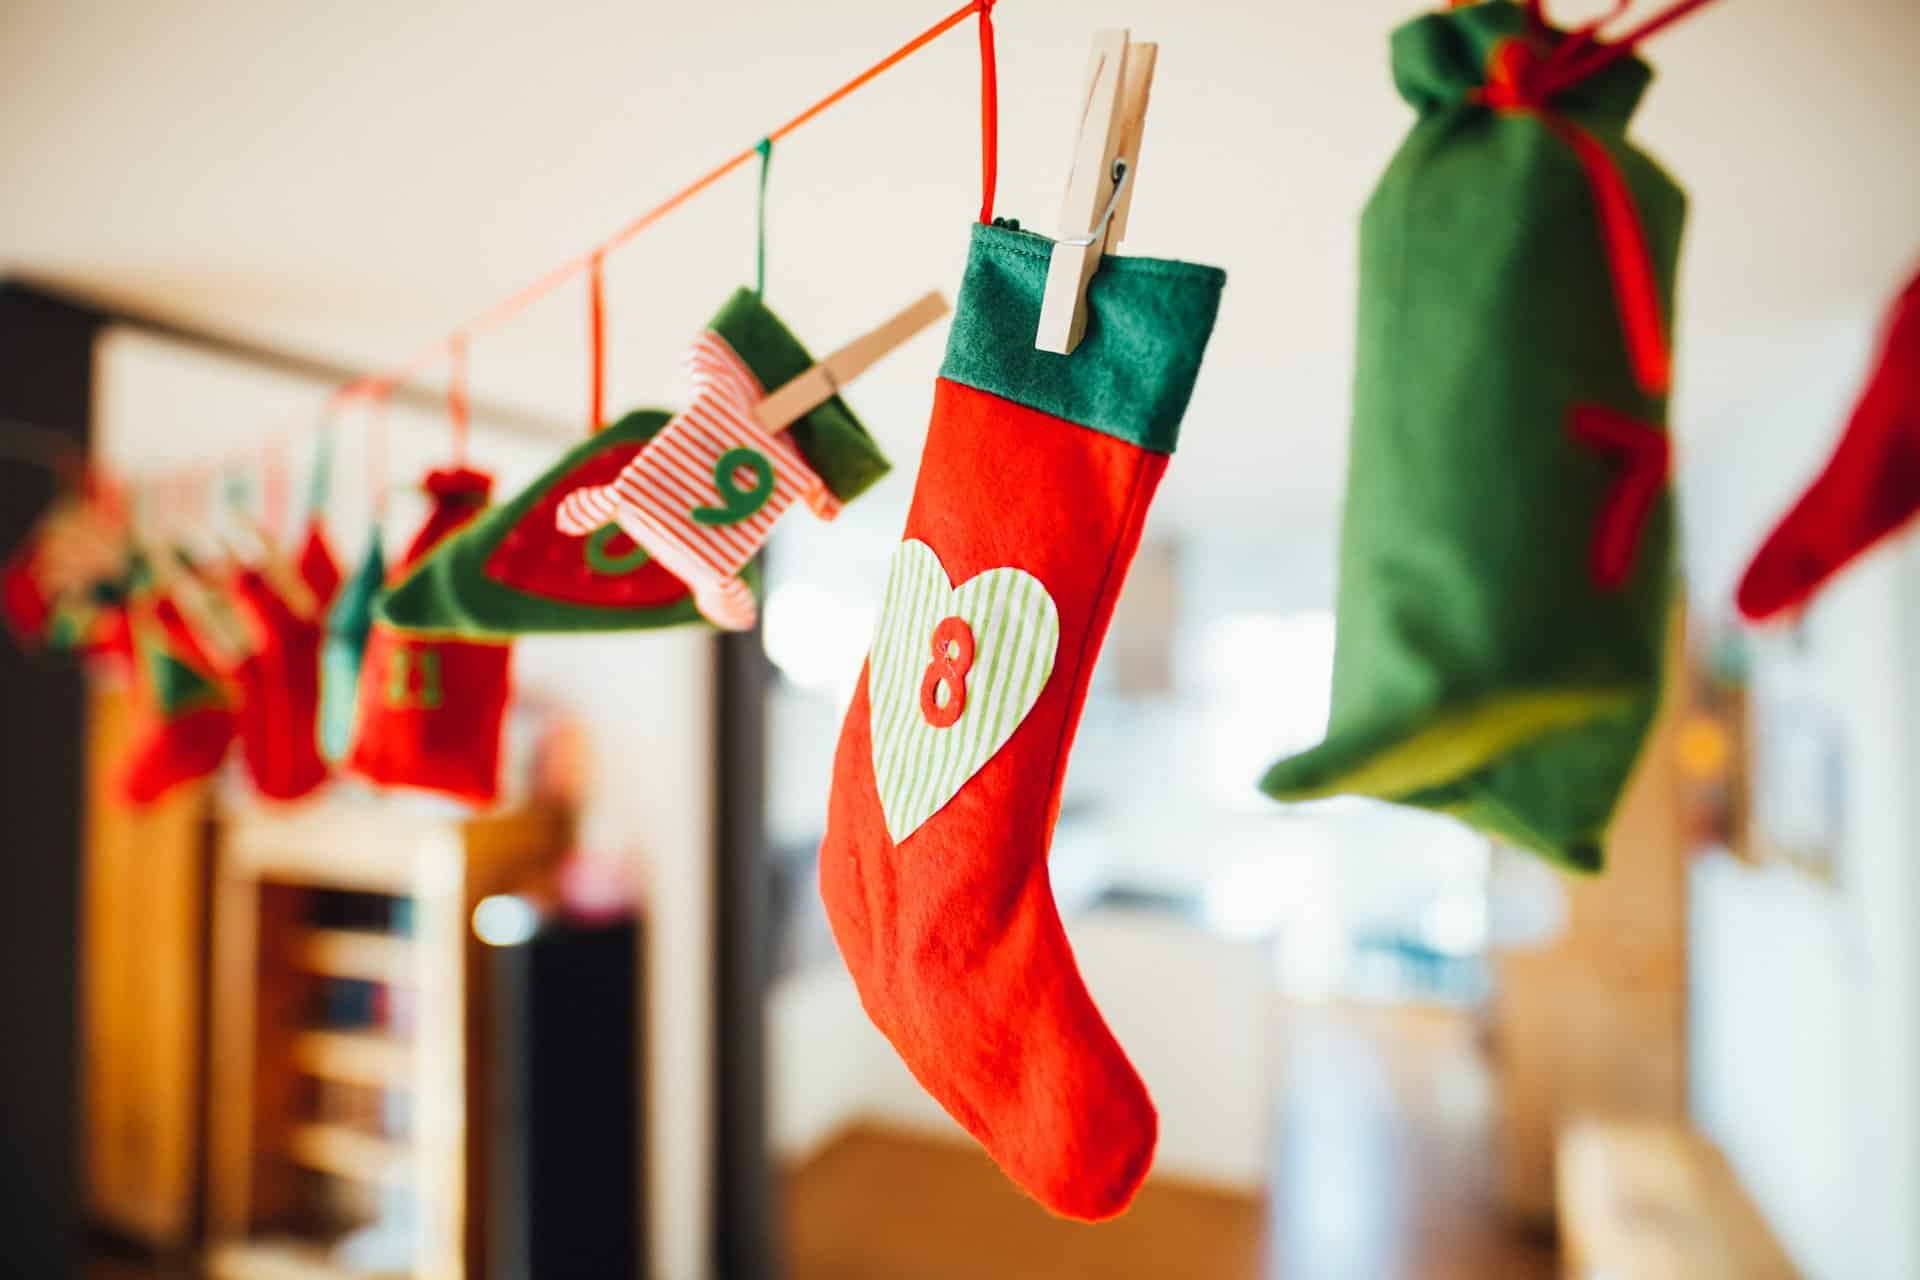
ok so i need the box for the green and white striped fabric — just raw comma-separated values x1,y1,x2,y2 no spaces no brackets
867,539,1059,844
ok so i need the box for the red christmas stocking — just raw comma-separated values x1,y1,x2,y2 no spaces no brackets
346,467,511,804
1738,268,1920,620
818,224,1224,1220
229,566,330,802
122,592,237,806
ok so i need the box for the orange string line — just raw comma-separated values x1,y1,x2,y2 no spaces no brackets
588,250,607,431
447,333,469,464
367,381,391,521
326,0,992,413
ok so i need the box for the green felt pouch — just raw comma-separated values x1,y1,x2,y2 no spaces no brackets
378,288,888,636
1259,0,1687,872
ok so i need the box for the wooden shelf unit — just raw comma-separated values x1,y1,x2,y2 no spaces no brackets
206,802,568,1280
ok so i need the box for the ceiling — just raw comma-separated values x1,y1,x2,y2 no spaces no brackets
3,0,1916,532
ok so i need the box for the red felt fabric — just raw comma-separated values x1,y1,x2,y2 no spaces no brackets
120,597,236,807
1,542,50,647
229,568,330,802
401,467,493,573
1738,269,1920,621
482,438,691,608
297,518,343,604
345,625,510,806
347,468,510,804
818,378,1164,1222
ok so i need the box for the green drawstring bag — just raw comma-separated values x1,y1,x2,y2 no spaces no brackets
1260,1,1686,872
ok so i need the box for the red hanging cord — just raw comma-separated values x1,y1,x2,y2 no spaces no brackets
588,251,607,432
263,435,289,536
368,381,391,522
447,334,470,464
1534,0,1727,98
1479,40,1671,396
978,0,999,224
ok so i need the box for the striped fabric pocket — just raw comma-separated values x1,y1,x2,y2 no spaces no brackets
554,329,841,629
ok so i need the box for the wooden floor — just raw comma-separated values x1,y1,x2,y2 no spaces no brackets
782,1002,1556,1280
89,1004,1552,1279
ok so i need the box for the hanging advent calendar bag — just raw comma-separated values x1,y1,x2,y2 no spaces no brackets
1737,268,1920,620
1260,0,1687,872
122,589,237,806
377,288,891,637
228,491,341,801
817,221,1225,1220
346,468,512,805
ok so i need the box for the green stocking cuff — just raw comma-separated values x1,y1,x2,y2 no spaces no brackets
939,222,1226,454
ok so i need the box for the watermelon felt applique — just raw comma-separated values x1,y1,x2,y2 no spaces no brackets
377,287,891,637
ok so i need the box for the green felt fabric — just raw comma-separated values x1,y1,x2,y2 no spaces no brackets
940,222,1226,454
1258,1,1687,872
377,288,881,637
320,532,384,762
377,410,708,636
709,286,892,503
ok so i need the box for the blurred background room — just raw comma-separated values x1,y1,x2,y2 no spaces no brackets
2,1,1918,1277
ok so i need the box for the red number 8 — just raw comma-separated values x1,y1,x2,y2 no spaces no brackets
918,615,974,729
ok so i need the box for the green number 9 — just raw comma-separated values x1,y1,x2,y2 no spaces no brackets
692,447,775,527
584,523,652,576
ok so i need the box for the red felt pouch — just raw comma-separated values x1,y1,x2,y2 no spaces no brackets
345,467,511,805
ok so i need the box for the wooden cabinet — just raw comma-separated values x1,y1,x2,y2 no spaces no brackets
83,686,214,1250
204,802,568,1279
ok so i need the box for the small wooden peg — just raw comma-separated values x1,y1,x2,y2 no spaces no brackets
1036,30,1156,356
755,291,951,433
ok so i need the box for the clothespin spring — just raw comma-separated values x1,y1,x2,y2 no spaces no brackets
1059,158,1131,249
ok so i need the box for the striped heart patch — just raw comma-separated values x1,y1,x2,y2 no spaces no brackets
867,539,1060,844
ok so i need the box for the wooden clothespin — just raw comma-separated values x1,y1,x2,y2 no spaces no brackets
1036,30,1157,356
755,291,951,433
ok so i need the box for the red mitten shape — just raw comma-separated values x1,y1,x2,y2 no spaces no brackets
229,569,329,802
1738,269,1920,620
122,596,236,806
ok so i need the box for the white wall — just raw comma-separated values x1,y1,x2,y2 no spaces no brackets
92,326,716,1280
769,906,1272,1193
1681,308,1920,1280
